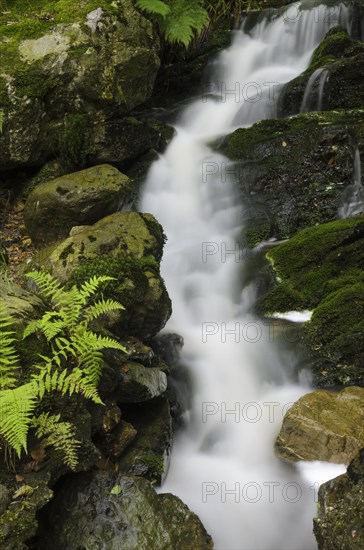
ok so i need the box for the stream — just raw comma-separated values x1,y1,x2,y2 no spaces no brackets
140,2,350,548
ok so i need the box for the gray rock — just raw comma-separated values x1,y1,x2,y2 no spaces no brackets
39,472,213,550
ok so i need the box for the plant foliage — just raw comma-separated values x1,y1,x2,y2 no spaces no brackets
0,272,126,469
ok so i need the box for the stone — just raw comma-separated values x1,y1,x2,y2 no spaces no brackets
219,110,364,244
256,214,364,386
37,472,213,550
275,387,364,464
0,0,160,171
32,211,171,339
24,164,133,247
314,448,364,549
111,361,167,404
118,397,172,484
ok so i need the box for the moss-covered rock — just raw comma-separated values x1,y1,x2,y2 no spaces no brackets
0,0,160,172
109,360,167,404
279,27,364,116
118,397,172,485
314,448,364,549
32,211,172,338
37,471,213,550
219,110,364,244
24,164,133,247
257,214,364,386
275,387,364,464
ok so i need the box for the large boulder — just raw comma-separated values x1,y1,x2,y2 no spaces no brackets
37,472,213,550
33,211,172,338
275,387,364,464
219,110,364,244
257,214,364,386
313,448,364,549
0,0,160,172
24,164,133,247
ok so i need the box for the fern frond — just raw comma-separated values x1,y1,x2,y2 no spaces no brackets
33,412,80,470
162,0,209,47
84,298,125,323
0,382,38,456
26,271,64,304
78,275,115,301
136,0,171,16
0,301,19,389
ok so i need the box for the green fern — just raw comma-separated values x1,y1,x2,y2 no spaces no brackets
0,301,19,390
136,0,209,47
33,413,80,470
0,272,127,467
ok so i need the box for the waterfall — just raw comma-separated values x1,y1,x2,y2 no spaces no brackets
339,147,364,218
300,67,329,112
140,3,349,548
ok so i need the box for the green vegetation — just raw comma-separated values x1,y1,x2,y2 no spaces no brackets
0,271,126,469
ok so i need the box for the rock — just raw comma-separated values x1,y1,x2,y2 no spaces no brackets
111,421,138,457
279,27,364,116
313,448,364,549
257,214,364,386
119,397,172,484
33,211,171,338
0,475,53,550
37,471,213,550
0,0,160,171
24,165,133,247
0,485,11,515
219,110,364,243
110,360,167,404
275,387,364,464
0,277,43,327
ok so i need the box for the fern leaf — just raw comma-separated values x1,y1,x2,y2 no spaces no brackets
136,0,171,17
33,413,80,470
84,298,125,323
0,382,38,456
26,271,64,304
162,0,209,47
78,275,115,301
0,301,19,389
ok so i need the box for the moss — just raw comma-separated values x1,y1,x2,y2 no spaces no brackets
308,26,364,73
59,244,74,261
13,63,57,99
263,214,364,309
141,451,164,483
256,282,304,314
69,252,159,323
306,283,364,368
57,114,93,169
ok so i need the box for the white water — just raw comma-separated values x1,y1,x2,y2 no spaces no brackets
141,3,349,548
339,146,364,218
300,67,329,112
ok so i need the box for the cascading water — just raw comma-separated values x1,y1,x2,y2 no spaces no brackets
141,3,349,548
300,67,329,112
339,146,364,218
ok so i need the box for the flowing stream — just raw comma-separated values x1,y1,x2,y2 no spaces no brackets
141,2,349,548
339,146,364,218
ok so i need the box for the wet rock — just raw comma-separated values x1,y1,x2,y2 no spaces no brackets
219,110,364,243
119,397,172,485
314,448,364,549
279,27,364,116
275,387,364,464
24,165,133,247
38,471,213,550
257,214,364,386
110,360,167,404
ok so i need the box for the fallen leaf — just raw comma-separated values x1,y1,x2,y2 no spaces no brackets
110,484,122,495
15,475,24,483
282,141,287,147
